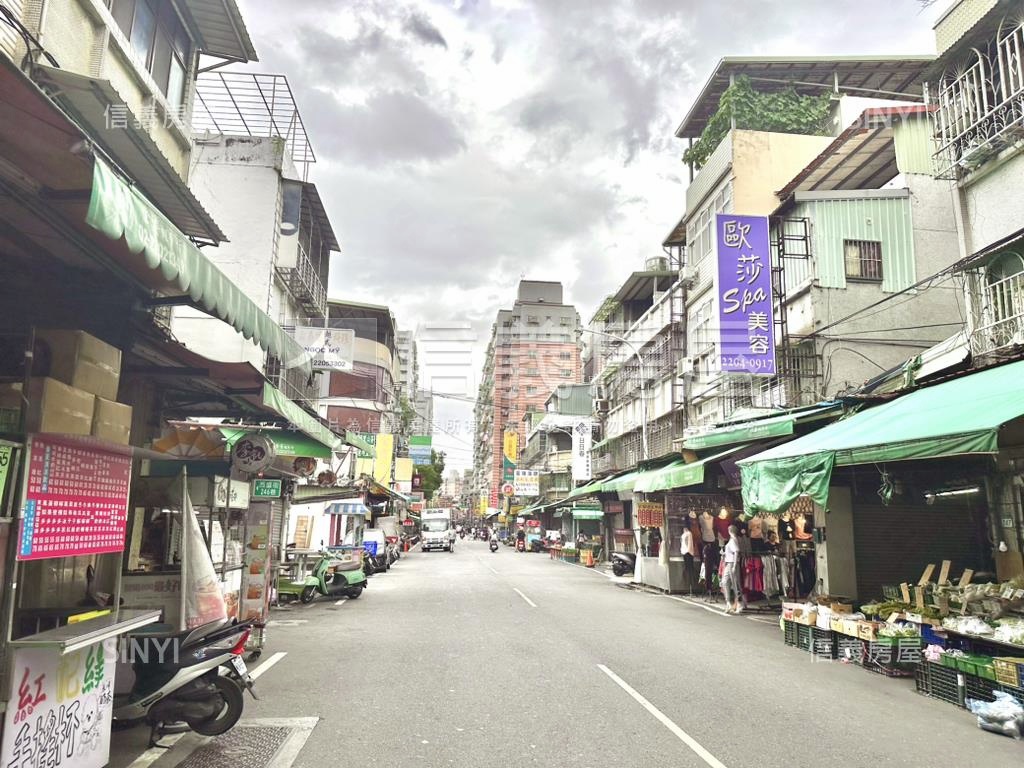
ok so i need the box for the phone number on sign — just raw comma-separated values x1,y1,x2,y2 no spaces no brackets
720,355,775,373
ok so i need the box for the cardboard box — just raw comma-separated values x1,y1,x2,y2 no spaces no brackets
91,397,132,445
831,602,854,614
857,620,882,641
36,330,121,401
25,377,94,435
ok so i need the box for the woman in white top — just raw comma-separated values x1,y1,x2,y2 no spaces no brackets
721,525,743,614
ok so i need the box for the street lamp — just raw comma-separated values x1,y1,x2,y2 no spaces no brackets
580,327,648,461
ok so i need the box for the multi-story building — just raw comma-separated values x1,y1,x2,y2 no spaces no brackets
412,387,434,436
473,281,582,507
173,73,336,408
670,56,940,430
519,384,593,524
588,260,682,475
926,0,1024,363
396,330,418,404
320,300,399,435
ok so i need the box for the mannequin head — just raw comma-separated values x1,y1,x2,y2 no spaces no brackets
688,511,697,521
718,507,730,519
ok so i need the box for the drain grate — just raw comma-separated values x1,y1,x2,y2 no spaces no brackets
175,726,292,768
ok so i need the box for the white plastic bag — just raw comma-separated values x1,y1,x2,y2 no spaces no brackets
966,692,1024,739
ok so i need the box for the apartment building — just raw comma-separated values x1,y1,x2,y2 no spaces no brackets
473,281,582,507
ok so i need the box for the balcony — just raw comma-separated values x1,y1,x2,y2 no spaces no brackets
277,245,327,318
971,268,1024,355
265,355,318,408
933,21,1024,178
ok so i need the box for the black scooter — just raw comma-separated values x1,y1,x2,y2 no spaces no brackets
489,539,499,553
610,551,636,577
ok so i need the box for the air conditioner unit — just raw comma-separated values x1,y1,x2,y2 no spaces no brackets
680,264,697,286
594,384,607,400
675,356,695,378
594,398,610,414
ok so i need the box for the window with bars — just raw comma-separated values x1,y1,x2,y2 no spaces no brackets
844,239,883,281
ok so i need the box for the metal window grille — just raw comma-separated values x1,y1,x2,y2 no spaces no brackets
844,239,883,280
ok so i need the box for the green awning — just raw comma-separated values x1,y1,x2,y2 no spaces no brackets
634,446,748,493
570,504,604,520
220,428,333,459
684,404,841,450
564,478,603,501
85,158,311,377
739,360,1024,513
603,470,641,493
260,383,371,455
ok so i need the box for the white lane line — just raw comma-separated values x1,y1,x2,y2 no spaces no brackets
249,651,287,680
512,588,537,608
124,735,187,768
597,665,729,768
665,595,730,617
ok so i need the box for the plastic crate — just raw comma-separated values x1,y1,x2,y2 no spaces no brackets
956,654,996,681
993,658,1024,689
998,682,1024,702
783,620,798,647
795,623,814,653
926,661,963,708
914,663,930,695
810,627,835,659
835,634,863,663
964,672,999,703
920,624,945,648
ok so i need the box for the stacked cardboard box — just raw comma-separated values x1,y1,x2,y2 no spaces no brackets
1,330,134,444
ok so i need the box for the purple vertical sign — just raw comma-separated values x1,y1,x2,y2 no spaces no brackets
715,214,776,375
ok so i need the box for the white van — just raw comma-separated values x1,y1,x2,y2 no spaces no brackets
421,509,453,552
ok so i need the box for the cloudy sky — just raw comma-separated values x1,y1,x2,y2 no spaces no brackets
237,0,946,468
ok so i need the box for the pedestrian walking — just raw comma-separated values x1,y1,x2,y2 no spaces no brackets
721,525,744,614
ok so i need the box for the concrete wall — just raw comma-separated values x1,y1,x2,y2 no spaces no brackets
960,151,1024,254
25,0,196,180
732,130,833,215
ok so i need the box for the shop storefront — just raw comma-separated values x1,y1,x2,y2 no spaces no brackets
738,361,1024,701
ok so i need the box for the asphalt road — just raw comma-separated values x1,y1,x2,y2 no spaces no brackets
113,539,1023,767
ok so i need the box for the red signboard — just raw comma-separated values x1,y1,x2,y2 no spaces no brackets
18,437,131,560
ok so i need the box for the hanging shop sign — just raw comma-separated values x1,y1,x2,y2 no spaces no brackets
571,419,593,482
19,437,131,561
501,482,515,498
231,434,276,474
292,457,316,477
372,433,394,486
0,638,117,768
252,478,282,499
502,430,518,485
636,501,665,527
409,435,432,465
186,476,251,510
0,444,13,499
513,469,539,497
291,326,354,371
715,214,776,375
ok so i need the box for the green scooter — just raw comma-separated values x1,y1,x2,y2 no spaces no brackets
278,548,367,604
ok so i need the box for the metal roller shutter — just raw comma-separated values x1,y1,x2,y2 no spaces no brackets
852,501,989,601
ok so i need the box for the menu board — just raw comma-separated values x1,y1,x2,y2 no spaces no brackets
19,437,131,560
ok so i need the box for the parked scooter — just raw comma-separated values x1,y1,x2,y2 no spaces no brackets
610,551,637,577
278,549,368,603
489,538,499,553
114,620,255,746
515,538,526,553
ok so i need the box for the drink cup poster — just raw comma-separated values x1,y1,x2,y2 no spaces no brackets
715,214,776,376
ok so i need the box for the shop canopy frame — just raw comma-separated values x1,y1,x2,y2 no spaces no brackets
683,403,841,450
633,445,750,493
738,360,1024,513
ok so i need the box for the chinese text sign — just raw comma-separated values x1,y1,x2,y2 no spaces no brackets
716,214,776,375
19,438,131,560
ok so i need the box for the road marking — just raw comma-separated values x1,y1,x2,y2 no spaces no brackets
266,619,309,627
665,595,730,616
513,588,537,608
597,665,728,768
335,598,348,606
250,651,287,681
124,735,186,768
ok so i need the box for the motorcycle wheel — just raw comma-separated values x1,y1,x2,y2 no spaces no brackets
299,586,317,604
612,562,626,577
346,586,363,599
189,676,244,736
